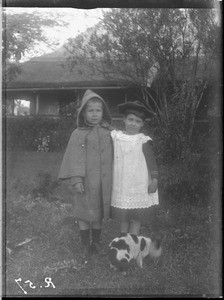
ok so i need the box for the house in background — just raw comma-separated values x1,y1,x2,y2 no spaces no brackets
3,43,221,121
4,45,157,119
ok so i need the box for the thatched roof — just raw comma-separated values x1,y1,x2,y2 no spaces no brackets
5,43,141,90
5,41,221,91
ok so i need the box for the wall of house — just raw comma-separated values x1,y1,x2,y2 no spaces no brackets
30,100,36,115
5,90,77,116
38,92,59,115
6,84,220,119
5,87,157,117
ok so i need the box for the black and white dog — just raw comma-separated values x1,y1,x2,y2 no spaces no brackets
109,233,162,272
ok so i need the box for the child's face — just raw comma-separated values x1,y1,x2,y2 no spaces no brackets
124,113,144,134
84,100,103,125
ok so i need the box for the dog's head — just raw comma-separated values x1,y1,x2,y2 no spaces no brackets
109,235,136,271
109,233,162,271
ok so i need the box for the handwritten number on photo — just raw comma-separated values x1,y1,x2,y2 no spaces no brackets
15,277,55,294
24,280,36,289
45,277,56,289
15,278,27,295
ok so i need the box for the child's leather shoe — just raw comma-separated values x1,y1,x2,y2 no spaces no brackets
81,244,91,259
90,242,101,255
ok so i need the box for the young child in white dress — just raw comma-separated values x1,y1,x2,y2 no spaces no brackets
111,101,159,236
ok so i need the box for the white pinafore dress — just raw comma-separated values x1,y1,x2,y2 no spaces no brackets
110,130,158,221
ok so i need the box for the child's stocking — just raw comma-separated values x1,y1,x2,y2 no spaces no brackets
79,229,90,258
92,228,101,244
80,229,90,246
91,228,101,254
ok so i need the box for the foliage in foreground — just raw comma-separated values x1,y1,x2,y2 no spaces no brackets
5,171,221,297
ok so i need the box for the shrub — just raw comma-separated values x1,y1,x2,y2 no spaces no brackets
4,116,76,152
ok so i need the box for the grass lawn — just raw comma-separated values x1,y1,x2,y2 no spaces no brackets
3,150,222,297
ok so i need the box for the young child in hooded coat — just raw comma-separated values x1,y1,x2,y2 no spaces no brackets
58,90,113,258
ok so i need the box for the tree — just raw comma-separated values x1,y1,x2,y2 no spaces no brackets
2,9,68,80
64,8,221,169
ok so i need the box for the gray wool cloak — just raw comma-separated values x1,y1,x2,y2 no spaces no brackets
59,90,113,222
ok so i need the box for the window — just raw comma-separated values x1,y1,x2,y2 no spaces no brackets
6,99,31,116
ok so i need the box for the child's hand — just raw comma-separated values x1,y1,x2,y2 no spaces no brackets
148,179,158,193
74,182,85,193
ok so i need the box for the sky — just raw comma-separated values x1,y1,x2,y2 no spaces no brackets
4,7,106,61
4,6,221,62
4,7,107,107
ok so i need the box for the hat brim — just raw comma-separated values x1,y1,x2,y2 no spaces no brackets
118,102,153,117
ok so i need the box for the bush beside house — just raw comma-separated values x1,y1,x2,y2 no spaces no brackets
4,116,76,152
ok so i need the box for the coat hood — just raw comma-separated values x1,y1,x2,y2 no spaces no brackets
77,89,112,127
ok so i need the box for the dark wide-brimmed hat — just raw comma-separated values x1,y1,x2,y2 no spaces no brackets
118,101,154,119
